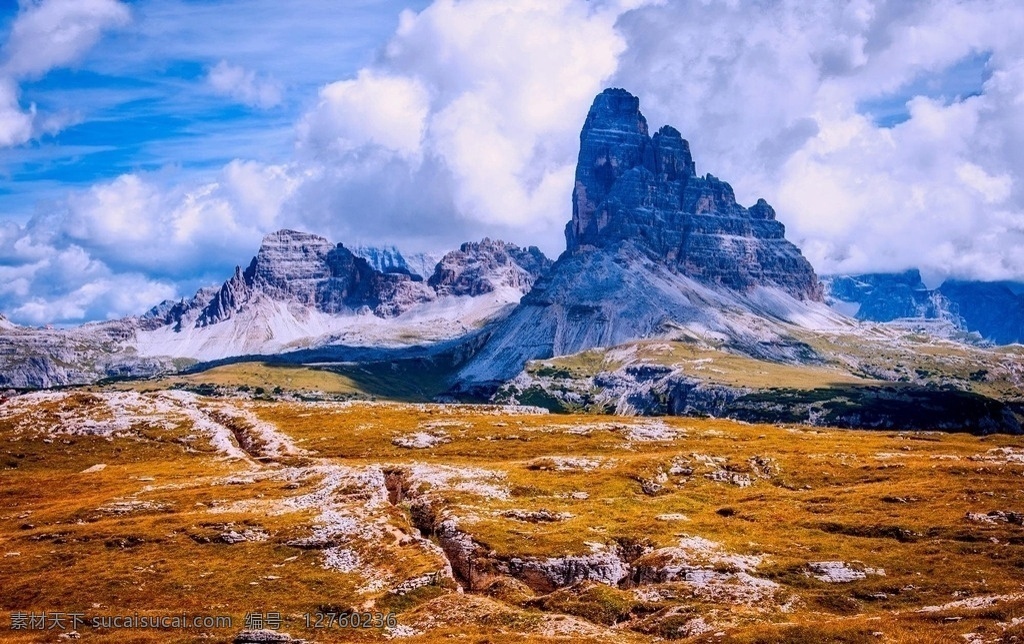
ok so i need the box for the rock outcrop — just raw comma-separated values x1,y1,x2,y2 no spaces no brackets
429,239,552,297
182,230,551,328
567,88,821,300
195,230,436,324
0,319,174,389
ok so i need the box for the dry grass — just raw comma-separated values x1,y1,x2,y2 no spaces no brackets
1,391,1023,643
107,361,367,396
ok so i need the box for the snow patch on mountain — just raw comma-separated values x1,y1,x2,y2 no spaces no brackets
133,286,525,361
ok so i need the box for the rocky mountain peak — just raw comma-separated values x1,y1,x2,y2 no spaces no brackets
176,230,551,329
584,87,650,135
566,88,822,301
428,238,552,297
248,229,337,305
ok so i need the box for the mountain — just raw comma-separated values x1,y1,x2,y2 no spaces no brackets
823,270,1024,344
348,244,442,281
939,280,1024,344
0,232,550,386
567,89,821,300
132,230,550,362
429,239,551,297
455,88,832,391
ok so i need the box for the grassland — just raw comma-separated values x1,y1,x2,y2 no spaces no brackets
1,389,1023,643
102,358,455,402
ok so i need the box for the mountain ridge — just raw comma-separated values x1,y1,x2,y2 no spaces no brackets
0,232,551,387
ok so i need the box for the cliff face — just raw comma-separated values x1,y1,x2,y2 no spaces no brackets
567,88,822,300
188,230,552,328
194,230,436,325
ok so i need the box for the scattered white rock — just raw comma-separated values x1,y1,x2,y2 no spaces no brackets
623,420,680,442
322,547,360,572
500,509,573,523
527,456,605,472
970,447,1024,465
80,464,106,473
219,529,269,544
392,432,451,449
705,469,752,487
383,625,421,639
807,561,884,583
918,593,1024,613
98,500,170,515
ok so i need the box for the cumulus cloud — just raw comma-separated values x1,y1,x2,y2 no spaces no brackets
608,0,1024,281
0,79,35,147
206,60,283,109
0,227,176,325
0,161,304,323
0,0,129,149
1,0,130,78
5,0,1024,324
291,0,634,252
299,71,429,159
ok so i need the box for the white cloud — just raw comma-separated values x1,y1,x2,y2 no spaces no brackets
2,0,130,78
608,0,1024,282
55,163,301,277
292,0,633,252
0,79,34,147
206,60,283,109
6,0,1024,323
0,160,305,324
298,71,428,158
0,236,176,325
0,0,130,150
12,272,177,325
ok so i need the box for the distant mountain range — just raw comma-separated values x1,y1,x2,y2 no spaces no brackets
0,234,549,387
0,88,1021,434
822,269,1024,344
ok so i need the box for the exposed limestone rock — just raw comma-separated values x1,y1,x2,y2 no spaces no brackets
197,230,436,324
567,88,821,300
233,630,299,643
429,238,551,297
807,561,885,583
502,548,630,593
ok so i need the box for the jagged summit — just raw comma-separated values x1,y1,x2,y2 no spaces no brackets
124,229,553,363
568,87,821,301
195,228,433,326
429,239,551,297
455,88,837,389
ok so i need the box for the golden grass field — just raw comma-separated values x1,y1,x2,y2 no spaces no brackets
0,384,1023,643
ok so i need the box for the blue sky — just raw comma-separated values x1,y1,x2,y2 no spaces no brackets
857,51,992,128
0,0,430,219
1,0,1023,325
